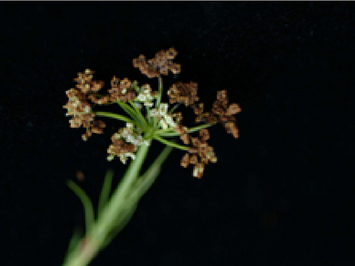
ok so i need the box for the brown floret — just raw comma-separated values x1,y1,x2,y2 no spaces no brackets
166,47,178,59
191,103,204,115
199,128,210,141
107,135,138,164
194,90,241,139
91,120,106,134
180,133,190,145
180,153,190,168
226,103,242,116
167,82,199,107
63,69,108,141
180,129,217,179
133,47,181,78
108,76,136,103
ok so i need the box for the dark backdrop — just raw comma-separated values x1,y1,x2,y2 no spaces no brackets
0,2,354,266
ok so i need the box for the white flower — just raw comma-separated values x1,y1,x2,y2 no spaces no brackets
150,109,159,117
144,101,154,107
137,93,146,102
107,155,115,161
159,103,168,116
159,119,168,129
165,114,176,127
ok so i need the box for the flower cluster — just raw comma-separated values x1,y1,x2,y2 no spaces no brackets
108,77,137,103
195,90,241,138
167,82,199,107
107,123,149,164
63,69,106,141
180,128,217,179
63,47,244,266
64,47,241,178
149,103,179,129
135,84,157,107
133,47,181,78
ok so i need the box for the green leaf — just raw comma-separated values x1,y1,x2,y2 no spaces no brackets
97,169,114,217
66,180,95,232
94,111,134,124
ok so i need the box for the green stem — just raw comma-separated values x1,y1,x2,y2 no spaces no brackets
153,135,189,151
145,105,152,125
153,77,163,128
63,142,152,266
156,77,163,108
129,101,148,127
94,111,133,124
101,145,173,249
155,123,213,137
134,145,173,196
169,103,181,114
116,101,141,124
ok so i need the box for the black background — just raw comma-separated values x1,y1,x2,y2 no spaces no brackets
1,2,354,266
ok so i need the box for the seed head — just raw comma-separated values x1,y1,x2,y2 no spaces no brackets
167,82,199,107
133,47,181,78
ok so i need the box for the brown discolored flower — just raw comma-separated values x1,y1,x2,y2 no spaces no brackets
195,112,212,124
74,69,104,94
90,80,104,93
226,103,242,116
180,129,217,178
199,128,210,141
191,102,204,115
189,154,198,165
64,88,95,129
107,137,137,164
74,69,94,86
193,163,205,179
91,120,106,134
126,91,136,102
180,153,190,168
167,82,199,107
194,90,241,139
120,78,131,89
69,116,83,128
166,47,178,59
180,133,190,145
81,113,95,128
82,130,92,141
170,63,181,74
173,112,183,124
225,121,239,139
133,47,181,78
216,90,228,101
64,69,109,141
108,76,136,103
133,54,146,69
175,124,188,135
212,91,241,138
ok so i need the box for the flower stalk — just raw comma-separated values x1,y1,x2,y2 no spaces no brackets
63,143,173,266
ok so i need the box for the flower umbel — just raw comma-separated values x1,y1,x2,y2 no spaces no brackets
63,70,107,141
133,47,181,78
62,47,242,266
64,48,241,177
